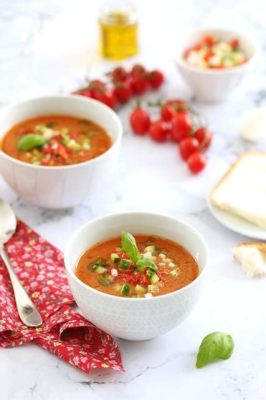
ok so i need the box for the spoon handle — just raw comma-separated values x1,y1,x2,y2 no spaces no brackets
0,247,43,327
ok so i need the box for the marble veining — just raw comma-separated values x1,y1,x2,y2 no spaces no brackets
1,0,266,399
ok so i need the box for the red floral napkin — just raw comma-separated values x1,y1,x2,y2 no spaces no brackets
0,221,123,373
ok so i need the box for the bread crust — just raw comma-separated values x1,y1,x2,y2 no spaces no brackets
235,242,266,254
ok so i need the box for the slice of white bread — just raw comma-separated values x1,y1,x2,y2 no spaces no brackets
233,242,266,277
210,152,266,228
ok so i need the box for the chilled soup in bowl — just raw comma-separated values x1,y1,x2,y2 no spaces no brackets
0,95,122,208
65,212,208,340
75,232,199,298
1,114,112,166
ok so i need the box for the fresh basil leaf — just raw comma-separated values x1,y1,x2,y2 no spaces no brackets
196,332,234,368
18,134,47,151
136,258,158,272
121,232,140,263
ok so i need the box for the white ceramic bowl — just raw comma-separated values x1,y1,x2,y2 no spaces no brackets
64,212,208,341
0,95,122,208
175,28,259,103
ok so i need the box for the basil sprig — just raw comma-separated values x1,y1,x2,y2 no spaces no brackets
196,332,234,368
121,232,159,280
121,232,141,263
18,134,47,151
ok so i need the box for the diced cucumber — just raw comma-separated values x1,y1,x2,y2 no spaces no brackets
150,273,159,284
99,276,111,286
95,266,107,274
144,245,155,253
89,257,108,271
35,124,55,140
121,283,131,295
135,284,146,293
66,139,81,151
146,267,159,279
61,130,71,145
111,253,120,264
119,259,132,270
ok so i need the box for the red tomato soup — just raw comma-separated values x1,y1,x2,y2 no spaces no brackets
1,115,112,166
75,233,199,298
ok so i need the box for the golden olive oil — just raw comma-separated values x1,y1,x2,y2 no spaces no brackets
99,6,138,60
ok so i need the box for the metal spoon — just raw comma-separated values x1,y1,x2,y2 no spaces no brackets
0,198,43,327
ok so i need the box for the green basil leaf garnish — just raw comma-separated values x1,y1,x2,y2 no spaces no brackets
121,232,140,263
196,332,234,368
18,134,47,151
136,258,158,272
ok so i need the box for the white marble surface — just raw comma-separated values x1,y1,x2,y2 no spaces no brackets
1,0,266,399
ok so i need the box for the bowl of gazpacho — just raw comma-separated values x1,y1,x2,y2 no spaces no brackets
0,95,122,208
64,212,208,341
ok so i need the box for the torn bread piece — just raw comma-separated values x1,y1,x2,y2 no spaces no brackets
233,242,266,277
210,152,266,229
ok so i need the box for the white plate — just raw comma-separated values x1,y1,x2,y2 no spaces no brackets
207,198,266,240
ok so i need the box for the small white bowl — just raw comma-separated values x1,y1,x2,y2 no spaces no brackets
64,212,208,341
0,95,122,209
175,28,259,103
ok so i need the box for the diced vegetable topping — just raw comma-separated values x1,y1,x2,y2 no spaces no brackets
98,276,112,286
94,266,107,274
111,253,119,263
184,35,247,69
86,232,185,298
119,259,132,270
121,283,131,295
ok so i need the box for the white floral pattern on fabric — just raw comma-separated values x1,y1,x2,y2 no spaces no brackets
0,221,123,373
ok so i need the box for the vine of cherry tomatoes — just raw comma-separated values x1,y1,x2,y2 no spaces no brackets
73,64,164,109
130,99,212,174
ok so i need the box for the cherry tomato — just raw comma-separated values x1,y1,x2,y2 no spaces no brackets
111,66,128,82
171,112,192,142
148,70,164,89
230,38,239,49
204,51,213,62
203,35,216,46
161,100,187,121
113,81,132,103
193,43,202,51
179,137,200,160
130,75,149,95
194,127,212,151
92,88,117,109
148,120,168,143
89,79,106,90
130,64,146,77
130,108,151,135
187,152,207,174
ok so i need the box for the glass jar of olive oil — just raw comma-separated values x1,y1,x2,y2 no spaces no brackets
99,1,138,60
